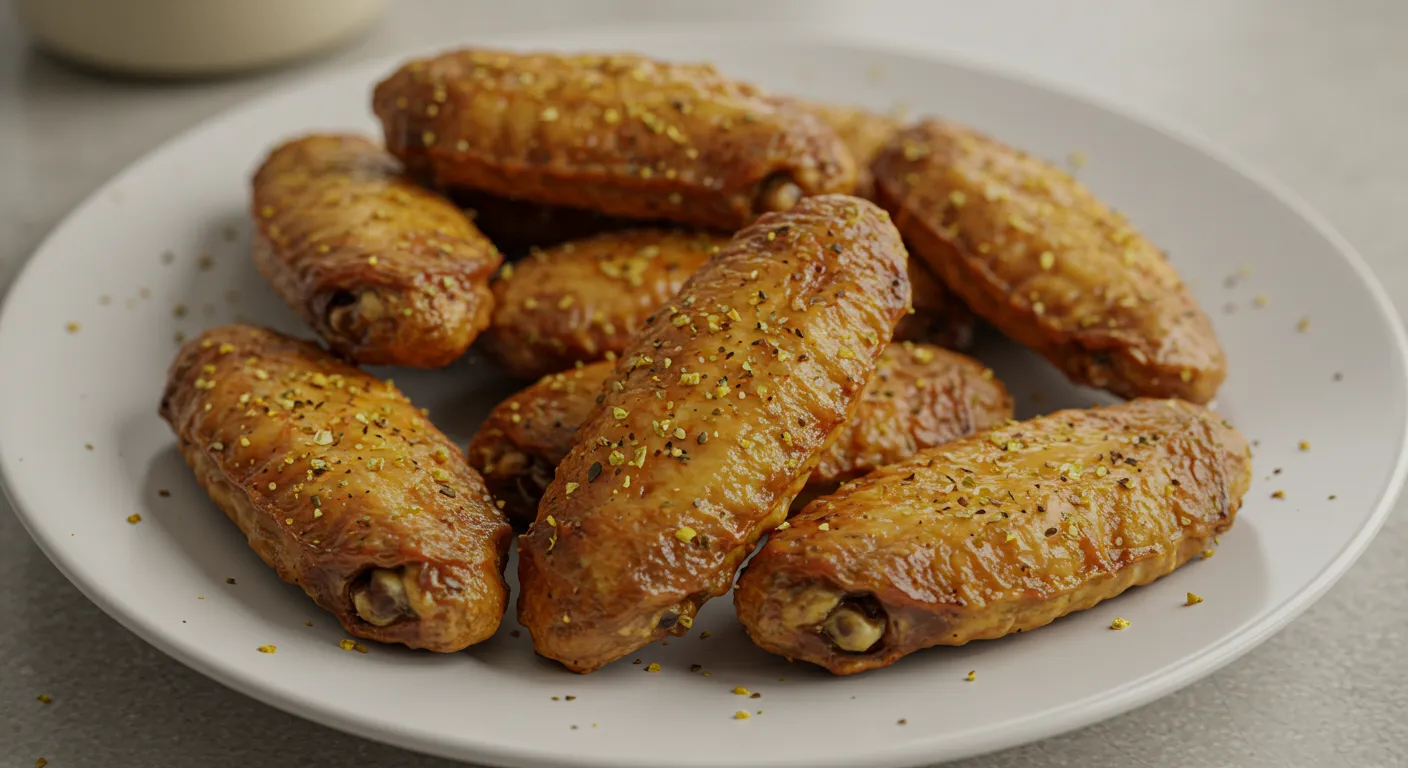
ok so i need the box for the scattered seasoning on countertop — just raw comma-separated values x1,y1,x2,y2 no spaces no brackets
898,719,907,726
1201,549,1216,560
1298,441,1310,451
65,322,80,334
36,694,52,704
86,444,95,452
733,710,751,720
256,645,277,654
36,759,48,768
732,686,751,696
1271,490,1285,499
645,662,661,673
1297,316,1311,332
1328,495,1338,501
965,670,976,682
1186,593,1204,606
1253,295,1268,308
126,514,142,525
699,631,712,640
1110,617,1131,630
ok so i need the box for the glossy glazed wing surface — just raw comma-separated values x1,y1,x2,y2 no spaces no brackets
252,134,501,368
811,342,1012,487
467,363,610,524
159,325,512,651
735,398,1251,674
517,195,911,672
470,343,1010,526
790,99,903,200
872,119,1226,402
482,229,730,379
372,49,856,230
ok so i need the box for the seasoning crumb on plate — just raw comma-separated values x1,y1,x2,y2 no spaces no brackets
65,322,80,334
1299,440,1311,451
1110,617,1131,630
225,577,236,585
733,710,751,720
965,670,976,681
256,644,277,654
1186,592,1204,606
126,514,142,524
732,686,750,696
36,694,52,704
85,444,95,451
897,719,907,725
1272,490,1285,499
645,662,661,673
1201,549,1216,559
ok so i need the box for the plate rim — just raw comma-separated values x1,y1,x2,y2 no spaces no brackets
2,24,1406,768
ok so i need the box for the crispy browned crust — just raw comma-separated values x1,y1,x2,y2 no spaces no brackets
516,196,910,672
469,343,1011,525
480,229,731,379
251,134,501,368
372,49,856,230
895,259,976,350
873,119,1226,402
450,189,633,252
735,398,1251,674
159,325,512,651
786,99,903,200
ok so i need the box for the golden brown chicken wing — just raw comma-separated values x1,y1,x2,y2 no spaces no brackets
252,134,502,368
517,195,911,672
160,325,512,651
372,50,856,231
469,342,1011,525
480,229,730,379
872,119,1226,402
787,99,903,200
735,398,1250,674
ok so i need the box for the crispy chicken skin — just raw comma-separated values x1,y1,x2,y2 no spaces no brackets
159,325,512,651
517,196,911,672
252,134,502,368
872,119,1226,403
735,398,1251,675
481,229,731,379
469,343,1011,525
787,99,903,200
372,49,856,231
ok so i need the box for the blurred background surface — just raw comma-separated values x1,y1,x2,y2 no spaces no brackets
2,2,1406,766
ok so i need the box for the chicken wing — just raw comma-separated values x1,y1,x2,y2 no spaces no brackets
787,99,903,200
872,119,1226,402
517,195,910,672
735,398,1250,674
160,325,512,651
252,134,502,368
372,50,856,231
480,229,730,379
469,342,1011,525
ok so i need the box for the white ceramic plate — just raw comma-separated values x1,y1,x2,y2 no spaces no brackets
2,28,1405,768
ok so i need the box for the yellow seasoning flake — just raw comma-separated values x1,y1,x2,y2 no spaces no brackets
1299,440,1311,451
645,663,661,673
1186,592,1204,606
679,372,701,385
1254,295,1269,308
965,670,976,682
367,256,379,266
675,526,698,543
339,638,357,651
540,106,560,122
565,482,579,496
1201,548,1216,560
126,513,142,525
733,710,751,720
36,694,52,704
948,190,967,207
733,686,751,696
1271,490,1285,499
775,521,790,531
65,322,81,334
1038,251,1055,271
37,759,48,768
1297,316,1311,333
1095,466,1108,477
677,616,693,629
1180,369,1193,383
838,348,856,360
817,522,831,532
257,644,277,654
612,407,628,421
1109,617,1131,631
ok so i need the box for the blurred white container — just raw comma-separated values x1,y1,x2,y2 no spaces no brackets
13,0,391,77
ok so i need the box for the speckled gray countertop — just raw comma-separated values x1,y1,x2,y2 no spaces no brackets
2,1,1406,766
